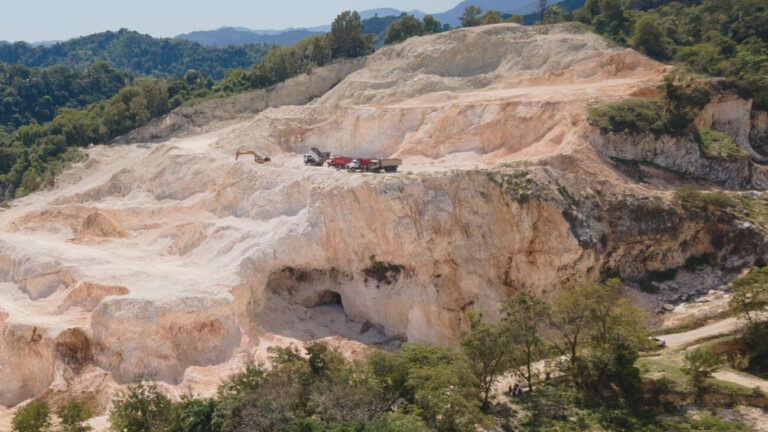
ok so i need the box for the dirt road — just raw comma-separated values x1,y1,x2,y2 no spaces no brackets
659,317,743,349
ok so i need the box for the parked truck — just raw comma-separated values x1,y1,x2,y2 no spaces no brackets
368,158,402,173
329,156,354,169
303,147,331,166
323,155,402,173
345,158,373,171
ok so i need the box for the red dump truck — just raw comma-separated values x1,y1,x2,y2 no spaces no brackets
330,156,373,169
328,156,354,169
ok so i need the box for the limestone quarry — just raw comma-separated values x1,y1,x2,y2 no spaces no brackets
2,23,768,424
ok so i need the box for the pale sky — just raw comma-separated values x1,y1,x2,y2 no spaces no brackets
0,0,459,42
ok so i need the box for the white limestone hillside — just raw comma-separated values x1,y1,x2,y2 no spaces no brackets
2,23,766,425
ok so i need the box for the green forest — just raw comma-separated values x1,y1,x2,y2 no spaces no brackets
0,62,130,131
571,0,768,109
0,29,270,79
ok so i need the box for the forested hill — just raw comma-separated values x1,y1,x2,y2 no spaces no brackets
0,29,270,79
0,62,130,132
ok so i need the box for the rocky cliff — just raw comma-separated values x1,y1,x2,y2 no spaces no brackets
1,23,767,417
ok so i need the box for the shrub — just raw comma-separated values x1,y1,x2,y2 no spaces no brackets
682,348,722,401
57,399,93,432
178,397,215,432
697,129,747,159
108,380,177,432
674,188,736,212
11,401,50,432
363,413,433,432
363,255,403,284
588,98,667,135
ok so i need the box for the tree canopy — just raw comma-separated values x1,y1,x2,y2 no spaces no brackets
0,29,270,80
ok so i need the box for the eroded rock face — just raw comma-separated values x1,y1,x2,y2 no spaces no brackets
57,282,129,312
91,297,241,383
592,131,765,189
752,110,768,154
695,93,756,154
0,242,76,300
0,323,56,406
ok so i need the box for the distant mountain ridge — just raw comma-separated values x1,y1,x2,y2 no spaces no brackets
175,1,564,48
359,8,426,19
176,27,326,47
433,0,543,26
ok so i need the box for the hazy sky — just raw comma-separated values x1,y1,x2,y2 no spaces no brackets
0,0,460,42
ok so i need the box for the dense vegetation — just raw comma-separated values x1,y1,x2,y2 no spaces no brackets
213,11,374,95
588,71,712,136
383,15,442,45
729,267,768,376
12,280,756,432
0,62,130,132
0,11,373,200
571,0,768,110
0,29,270,80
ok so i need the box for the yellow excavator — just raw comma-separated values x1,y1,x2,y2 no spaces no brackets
235,150,271,164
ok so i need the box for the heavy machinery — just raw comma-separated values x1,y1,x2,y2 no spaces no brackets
329,156,355,169
347,158,402,173
368,158,402,173
235,150,271,163
345,158,372,171
303,147,331,166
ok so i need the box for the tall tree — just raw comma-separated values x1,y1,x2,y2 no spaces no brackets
330,11,374,59
503,293,550,392
549,280,648,397
423,15,442,34
729,267,768,325
460,312,515,410
630,15,674,60
461,6,483,27
384,15,426,45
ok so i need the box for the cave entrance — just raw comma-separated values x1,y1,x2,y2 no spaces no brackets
310,290,343,308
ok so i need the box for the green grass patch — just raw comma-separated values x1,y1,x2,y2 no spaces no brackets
588,98,668,136
638,351,757,397
638,357,689,390
697,129,747,159
674,187,737,213
709,371,756,396
731,193,768,232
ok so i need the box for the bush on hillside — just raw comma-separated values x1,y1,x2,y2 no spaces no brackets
11,401,50,432
57,399,93,432
674,187,736,213
588,98,667,135
697,129,747,159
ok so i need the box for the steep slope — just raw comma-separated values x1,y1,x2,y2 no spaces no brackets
1,23,766,418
